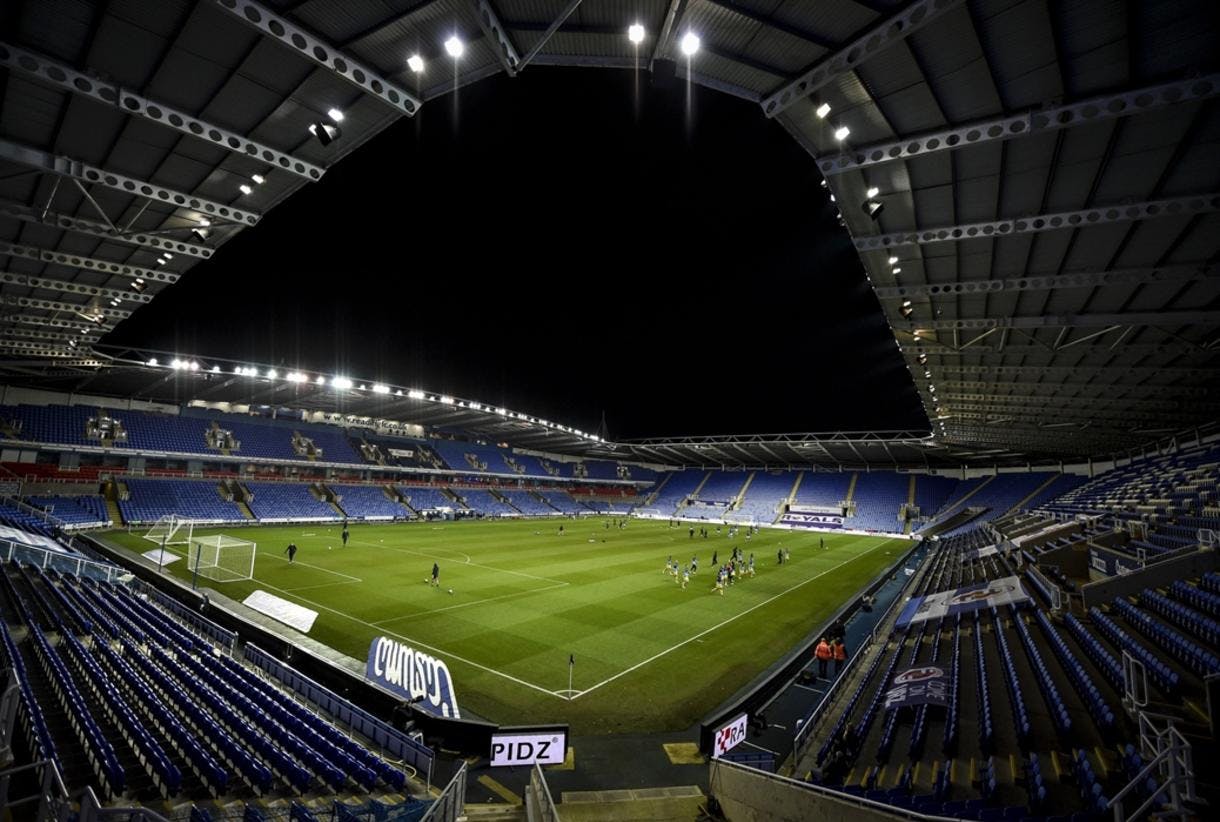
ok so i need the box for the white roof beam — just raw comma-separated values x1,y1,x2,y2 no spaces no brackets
212,0,422,116
874,263,1217,300
0,200,213,260
0,41,324,181
822,74,1220,174
761,0,967,118
856,194,1220,251
0,271,153,303
469,0,522,75
0,240,179,284
0,138,260,226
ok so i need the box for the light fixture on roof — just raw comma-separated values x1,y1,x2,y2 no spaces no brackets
147,357,158,366
191,226,210,243
308,121,341,146
67,338,77,348
331,376,353,390
891,266,902,275
445,35,464,58
888,256,898,265
239,184,253,196
834,125,850,141
372,384,390,394
408,389,425,400
407,54,425,73
315,375,326,385
863,199,884,220
628,23,646,44
815,102,831,119
917,353,927,364
901,304,914,318
439,395,454,405
866,186,880,198
251,174,265,185
680,32,700,56
266,368,278,379
327,108,345,123
211,365,220,373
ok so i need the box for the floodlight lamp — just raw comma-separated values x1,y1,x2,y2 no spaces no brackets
888,256,898,265
408,389,425,400
834,125,850,141
239,184,253,196
251,174,265,185
372,384,390,394
211,365,220,373
902,300,912,308
327,108,345,123
815,102,832,119
445,35,464,58
866,186,880,198
863,199,885,219
395,389,403,396
628,23,645,44
891,266,902,275
407,54,425,73
147,357,158,366
191,227,209,242
332,376,353,390
68,338,77,348
439,395,454,405
189,361,199,371
266,369,278,379
680,32,700,56
315,375,326,385
308,121,341,146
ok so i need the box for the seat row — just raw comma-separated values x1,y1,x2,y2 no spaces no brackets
1167,579,1220,618
1139,588,1220,646
1031,611,1115,730
1112,598,1220,678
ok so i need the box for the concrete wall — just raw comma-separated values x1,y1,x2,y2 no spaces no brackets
710,760,919,822
1082,548,1220,609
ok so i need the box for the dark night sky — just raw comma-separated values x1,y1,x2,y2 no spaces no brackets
103,67,925,440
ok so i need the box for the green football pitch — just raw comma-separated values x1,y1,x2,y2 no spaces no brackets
103,519,907,733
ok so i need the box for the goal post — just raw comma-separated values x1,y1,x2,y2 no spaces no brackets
143,514,193,547
188,534,257,583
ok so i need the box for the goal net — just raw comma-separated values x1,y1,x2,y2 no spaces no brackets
188,535,257,583
143,515,193,547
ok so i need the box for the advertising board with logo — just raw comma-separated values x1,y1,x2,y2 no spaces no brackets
712,713,749,759
490,727,568,767
365,636,460,718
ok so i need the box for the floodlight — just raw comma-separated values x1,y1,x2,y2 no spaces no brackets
866,186,880,198
892,266,902,275
628,23,645,44
445,35,464,58
902,300,912,308
888,256,898,265
239,184,253,195
863,199,884,219
315,375,326,385
372,384,390,394
211,365,220,373
901,305,914,318
147,357,158,366
439,395,454,405
251,174,265,185
327,108,345,123
408,389,425,399
189,361,199,371
266,369,278,379
815,102,831,119
163,253,174,260
308,121,341,146
834,125,850,141
332,376,353,390
199,219,211,227
924,371,932,378
191,227,210,242
917,353,928,364
680,32,700,56
286,372,305,382
407,54,425,73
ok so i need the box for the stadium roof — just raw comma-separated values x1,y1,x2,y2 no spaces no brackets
1,0,1217,467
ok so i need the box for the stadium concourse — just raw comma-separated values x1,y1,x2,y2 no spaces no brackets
1,1,1219,822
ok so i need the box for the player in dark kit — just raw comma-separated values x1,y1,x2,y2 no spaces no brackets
342,524,350,546
285,543,297,563
431,562,440,587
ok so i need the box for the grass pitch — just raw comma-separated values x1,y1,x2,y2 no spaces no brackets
104,518,906,733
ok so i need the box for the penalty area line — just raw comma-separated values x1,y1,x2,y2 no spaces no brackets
262,551,363,582
570,541,890,701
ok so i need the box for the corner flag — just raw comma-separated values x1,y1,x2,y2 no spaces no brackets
569,654,575,666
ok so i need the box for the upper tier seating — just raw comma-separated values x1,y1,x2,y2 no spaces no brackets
695,471,749,503
731,471,799,522
850,473,910,532
649,471,707,514
330,485,409,520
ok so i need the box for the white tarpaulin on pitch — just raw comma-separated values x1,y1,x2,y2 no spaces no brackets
243,590,318,633
896,575,1032,628
142,548,181,566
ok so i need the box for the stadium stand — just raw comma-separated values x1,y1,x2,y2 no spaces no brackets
119,479,245,525
243,481,340,521
498,490,557,516
329,484,409,520
849,472,910,532
647,471,707,515
792,472,852,509
730,470,799,523
398,486,456,513
456,489,517,517
22,495,110,528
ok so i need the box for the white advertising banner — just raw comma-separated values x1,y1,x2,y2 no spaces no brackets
242,590,318,633
490,729,567,767
712,713,749,759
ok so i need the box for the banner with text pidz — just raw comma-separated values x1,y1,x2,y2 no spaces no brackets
883,665,950,711
366,636,460,718
895,575,1032,628
780,513,844,529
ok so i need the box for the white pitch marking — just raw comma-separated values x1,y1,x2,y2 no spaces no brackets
262,551,363,581
252,579,563,699
372,581,570,623
351,538,560,584
570,541,892,701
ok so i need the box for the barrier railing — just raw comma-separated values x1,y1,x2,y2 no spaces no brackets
710,758,960,821
0,538,125,583
1108,712,1196,822
420,762,466,822
131,579,238,653
529,763,562,822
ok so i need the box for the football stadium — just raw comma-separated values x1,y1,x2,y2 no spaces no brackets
0,1,1218,821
